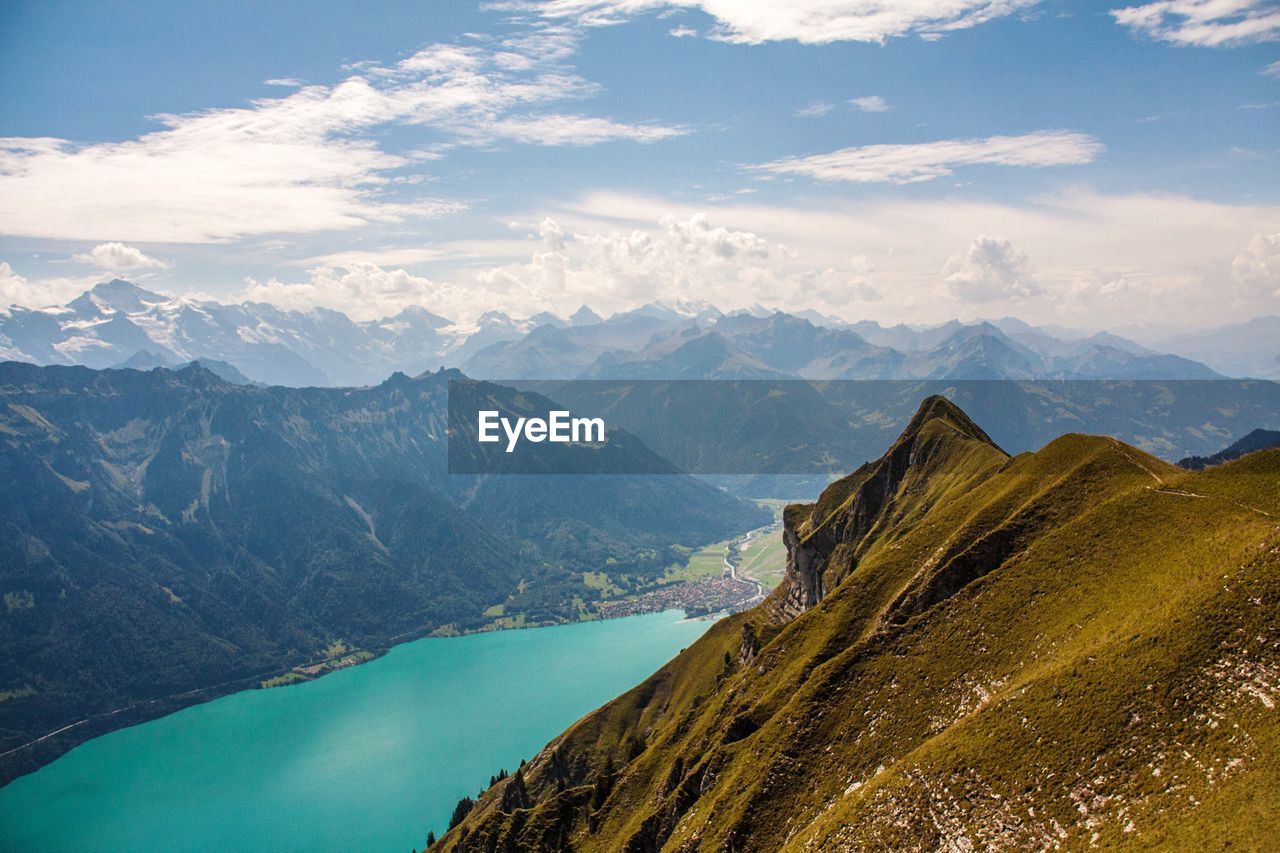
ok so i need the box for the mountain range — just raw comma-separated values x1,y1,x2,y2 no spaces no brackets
0,362,765,782
7,280,1276,387
435,397,1280,850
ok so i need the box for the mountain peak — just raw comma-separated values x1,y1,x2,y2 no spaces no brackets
569,305,602,326
76,279,166,315
899,394,1000,450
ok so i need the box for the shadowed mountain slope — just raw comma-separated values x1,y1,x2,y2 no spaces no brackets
1179,428,1280,470
0,361,764,782
434,397,1280,851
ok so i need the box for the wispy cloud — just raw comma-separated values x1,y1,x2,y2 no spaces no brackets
72,242,168,272
476,113,685,145
1111,0,1280,47
794,102,835,118
746,131,1102,184
848,95,891,112
1265,59,1280,76
498,0,1039,44
0,29,683,243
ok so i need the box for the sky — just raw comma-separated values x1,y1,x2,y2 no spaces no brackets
1,0,1278,332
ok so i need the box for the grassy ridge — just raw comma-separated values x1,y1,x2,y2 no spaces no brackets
434,398,1279,851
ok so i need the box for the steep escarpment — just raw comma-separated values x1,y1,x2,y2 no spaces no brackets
770,396,1006,621
432,397,1280,851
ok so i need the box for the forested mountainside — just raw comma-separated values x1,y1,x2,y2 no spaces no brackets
436,397,1280,851
1179,428,1280,470
0,362,764,781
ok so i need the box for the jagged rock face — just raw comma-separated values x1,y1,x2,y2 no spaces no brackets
770,396,1003,623
773,522,824,621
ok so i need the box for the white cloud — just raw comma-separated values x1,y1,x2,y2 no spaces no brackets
942,236,1037,300
505,0,1039,44
1111,0,1280,47
478,113,686,145
0,262,103,309
1231,232,1280,298
848,95,891,112
462,212,873,317
747,130,1102,184
546,188,1280,328
240,263,464,322
794,102,835,118
288,247,446,268
264,77,304,87
72,242,168,272
1265,59,1280,76
669,24,699,36
0,30,682,243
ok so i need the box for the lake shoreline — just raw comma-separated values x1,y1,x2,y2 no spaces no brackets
0,611,713,851
0,509,789,787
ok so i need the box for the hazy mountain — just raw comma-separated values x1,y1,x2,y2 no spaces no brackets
584,328,791,380
711,313,904,379
1179,428,1280,469
1150,316,1280,379
569,305,603,326
436,397,1280,850
114,348,179,370
0,280,1233,386
0,361,764,781
461,312,677,379
114,350,261,386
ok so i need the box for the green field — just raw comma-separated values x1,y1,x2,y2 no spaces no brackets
663,540,729,584
736,528,788,590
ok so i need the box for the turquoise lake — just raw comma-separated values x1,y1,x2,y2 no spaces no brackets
0,610,711,852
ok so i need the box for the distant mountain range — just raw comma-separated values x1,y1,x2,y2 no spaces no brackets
436,398,1280,850
0,361,764,782
8,279,1276,386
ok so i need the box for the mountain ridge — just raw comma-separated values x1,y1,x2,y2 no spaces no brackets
1,280,1240,387
432,397,1280,850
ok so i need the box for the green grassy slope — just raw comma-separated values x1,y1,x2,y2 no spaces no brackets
433,397,1279,851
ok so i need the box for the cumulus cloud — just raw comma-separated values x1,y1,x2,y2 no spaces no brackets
1231,232,1280,298
748,130,1102,184
848,95,890,112
72,242,168,272
548,187,1280,328
1111,0,1280,47
0,29,683,243
240,263,464,322
0,262,103,309
942,236,1038,301
503,0,1038,44
461,212,875,317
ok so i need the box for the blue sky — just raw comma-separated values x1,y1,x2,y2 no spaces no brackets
1,0,1278,331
